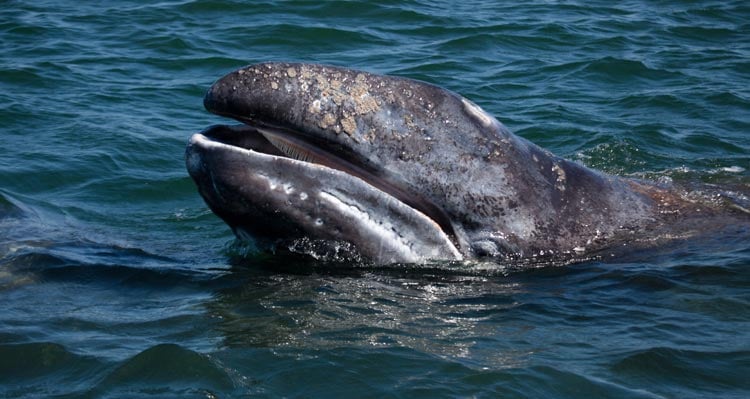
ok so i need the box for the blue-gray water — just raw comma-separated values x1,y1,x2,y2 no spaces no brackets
2,1,749,398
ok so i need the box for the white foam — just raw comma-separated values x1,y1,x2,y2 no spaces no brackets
720,166,745,173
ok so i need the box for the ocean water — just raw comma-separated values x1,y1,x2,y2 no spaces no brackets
1,0,749,398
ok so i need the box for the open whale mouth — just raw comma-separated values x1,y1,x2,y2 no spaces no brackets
191,120,460,248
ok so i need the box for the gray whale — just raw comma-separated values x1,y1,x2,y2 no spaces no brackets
186,62,747,265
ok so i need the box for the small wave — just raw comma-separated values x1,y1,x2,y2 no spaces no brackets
0,232,224,292
667,25,741,43
236,23,388,49
591,270,679,292
612,347,749,395
714,166,746,174
498,365,662,399
90,344,234,396
705,90,750,108
0,342,236,397
0,342,103,392
1,248,218,291
0,191,27,221
580,56,681,84
612,92,701,114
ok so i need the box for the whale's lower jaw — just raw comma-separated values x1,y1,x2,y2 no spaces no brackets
186,125,463,265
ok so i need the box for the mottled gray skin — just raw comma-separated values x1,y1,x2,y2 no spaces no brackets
187,62,734,264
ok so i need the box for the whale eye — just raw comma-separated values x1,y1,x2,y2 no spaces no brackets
471,235,520,258
471,239,501,257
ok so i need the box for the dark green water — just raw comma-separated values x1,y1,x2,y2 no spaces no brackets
2,1,749,398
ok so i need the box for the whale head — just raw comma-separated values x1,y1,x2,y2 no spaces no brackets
187,62,654,264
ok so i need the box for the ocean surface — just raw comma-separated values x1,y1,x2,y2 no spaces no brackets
1,1,749,398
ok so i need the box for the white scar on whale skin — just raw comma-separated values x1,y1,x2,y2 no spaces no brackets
254,173,280,191
318,190,462,262
461,98,493,127
319,190,420,262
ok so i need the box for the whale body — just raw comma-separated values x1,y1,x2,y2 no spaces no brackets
186,62,747,265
